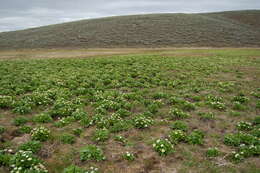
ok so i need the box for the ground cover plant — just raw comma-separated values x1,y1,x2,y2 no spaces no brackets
0,49,259,172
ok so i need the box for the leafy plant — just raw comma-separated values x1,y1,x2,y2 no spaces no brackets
73,128,83,136
169,108,189,119
206,147,220,157
152,139,174,156
236,121,253,131
170,120,188,131
233,94,249,104
187,130,205,145
18,125,32,134
10,150,48,173
33,113,53,123
80,145,106,161
0,126,5,134
60,134,76,144
18,140,42,153
92,129,110,142
198,112,215,120
31,126,51,142
63,165,85,173
13,116,28,126
114,135,127,145
168,130,187,144
132,114,153,129
0,95,13,108
72,109,87,120
233,102,247,111
122,151,135,161
0,150,11,166
54,116,75,128
180,101,196,111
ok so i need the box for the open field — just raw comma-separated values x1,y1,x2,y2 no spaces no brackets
0,10,260,50
0,49,260,173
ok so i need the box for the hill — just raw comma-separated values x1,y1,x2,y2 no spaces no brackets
0,10,260,49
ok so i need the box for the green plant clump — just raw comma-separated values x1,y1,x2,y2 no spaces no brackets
206,147,220,157
60,134,76,144
18,140,42,153
80,145,106,161
92,129,110,142
10,150,48,173
152,139,174,156
31,126,51,142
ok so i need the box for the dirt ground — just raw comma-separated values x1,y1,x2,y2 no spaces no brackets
0,47,259,60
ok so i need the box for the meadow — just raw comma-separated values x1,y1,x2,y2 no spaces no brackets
0,49,259,173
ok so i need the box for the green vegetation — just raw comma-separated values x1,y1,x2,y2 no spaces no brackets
0,49,259,172
80,145,106,161
31,126,51,142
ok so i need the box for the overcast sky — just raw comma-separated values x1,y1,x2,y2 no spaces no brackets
0,0,259,32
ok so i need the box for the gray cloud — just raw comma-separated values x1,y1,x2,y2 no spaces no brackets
0,0,259,32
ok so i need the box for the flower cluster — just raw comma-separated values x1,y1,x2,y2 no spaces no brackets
114,135,127,145
206,95,226,110
85,167,100,173
122,152,135,161
152,139,174,156
10,150,48,173
232,95,249,104
168,130,187,144
54,116,75,128
31,126,50,142
236,121,253,131
132,115,154,129
169,108,189,119
0,95,13,108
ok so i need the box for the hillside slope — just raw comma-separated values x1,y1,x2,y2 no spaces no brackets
0,10,260,49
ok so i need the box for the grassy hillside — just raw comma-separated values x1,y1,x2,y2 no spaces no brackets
0,49,260,173
0,10,260,49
